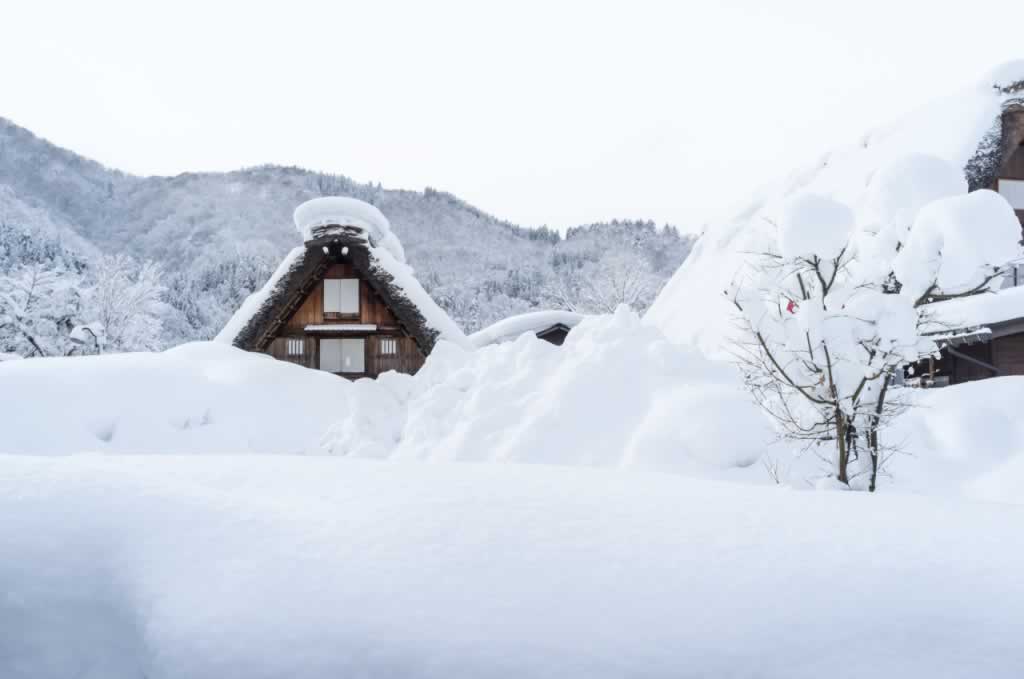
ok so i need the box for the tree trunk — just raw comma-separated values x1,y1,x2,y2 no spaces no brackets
866,378,890,493
835,409,849,485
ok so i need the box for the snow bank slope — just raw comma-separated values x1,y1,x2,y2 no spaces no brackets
0,342,355,455
2,456,1023,679
888,377,1024,501
647,66,1017,356
325,307,772,474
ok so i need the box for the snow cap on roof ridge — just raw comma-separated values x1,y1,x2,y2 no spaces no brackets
293,196,406,263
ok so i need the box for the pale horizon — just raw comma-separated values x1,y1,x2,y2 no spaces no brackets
3,1,1021,232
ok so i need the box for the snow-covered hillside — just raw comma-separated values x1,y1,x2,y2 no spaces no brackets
0,117,695,340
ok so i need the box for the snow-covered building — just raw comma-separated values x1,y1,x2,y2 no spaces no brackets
648,61,1024,388
468,310,585,348
217,197,465,378
915,286,1024,385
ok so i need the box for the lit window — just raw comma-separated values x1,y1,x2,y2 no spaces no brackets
998,178,1024,210
324,279,360,315
380,337,398,355
287,338,304,356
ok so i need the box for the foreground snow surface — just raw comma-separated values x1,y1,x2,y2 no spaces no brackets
1,456,1022,678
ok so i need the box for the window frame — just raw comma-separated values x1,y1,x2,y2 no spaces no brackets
319,337,365,374
323,279,360,319
997,177,1024,210
380,337,398,356
286,337,305,357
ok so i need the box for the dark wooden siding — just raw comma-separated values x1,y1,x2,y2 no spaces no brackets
949,342,995,384
284,263,402,332
264,261,425,378
997,141,1024,234
993,333,1024,376
267,335,317,369
367,336,424,375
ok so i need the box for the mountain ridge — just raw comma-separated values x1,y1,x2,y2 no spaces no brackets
0,115,695,336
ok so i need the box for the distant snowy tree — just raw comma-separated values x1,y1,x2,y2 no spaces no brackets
729,156,1022,490
545,250,662,314
82,255,165,352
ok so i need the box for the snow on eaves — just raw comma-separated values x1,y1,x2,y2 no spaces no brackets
468,310,585,348
366,242,468,347
922,284,1024,332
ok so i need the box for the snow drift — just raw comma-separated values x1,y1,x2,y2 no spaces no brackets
0,309,770,475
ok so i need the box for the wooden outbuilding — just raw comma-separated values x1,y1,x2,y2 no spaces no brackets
911,75,1024,386
468,310,585,349
218,197,465,378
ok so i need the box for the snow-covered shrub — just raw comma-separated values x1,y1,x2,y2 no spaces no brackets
729,154,1021,490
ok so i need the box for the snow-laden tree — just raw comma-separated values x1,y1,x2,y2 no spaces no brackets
729,154,1022,490
82,254,165,352
0,262,83,356
545,250,662,314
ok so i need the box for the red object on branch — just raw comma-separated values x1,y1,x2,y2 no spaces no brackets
786,299,798,314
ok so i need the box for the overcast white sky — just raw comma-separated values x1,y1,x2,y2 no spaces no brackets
2,1,1021,232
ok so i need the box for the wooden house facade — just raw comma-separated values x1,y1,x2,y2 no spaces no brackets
900,76,1024,387
219,198,463,379
261,258,427,377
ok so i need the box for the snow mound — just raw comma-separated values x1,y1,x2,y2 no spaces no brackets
893,189,1021,301
468,309,585,348
4,311,768,475
366,307,770,472
0,341,355,455
777,192,854,261
3,456,1024,678
293,196,406,263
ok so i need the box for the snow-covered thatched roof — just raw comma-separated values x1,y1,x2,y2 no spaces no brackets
468,310,585,348
217,197,465,353
646,61,1024,356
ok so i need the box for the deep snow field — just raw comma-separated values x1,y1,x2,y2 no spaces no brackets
2,312,1024,677
3,456,1023,679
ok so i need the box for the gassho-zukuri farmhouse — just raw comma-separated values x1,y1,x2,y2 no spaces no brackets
217,197,582,378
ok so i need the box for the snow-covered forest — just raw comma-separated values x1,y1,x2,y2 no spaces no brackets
0,118,694,356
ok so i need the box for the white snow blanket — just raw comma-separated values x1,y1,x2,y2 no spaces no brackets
5,307,1024,497
468,309,585,348
0,342,353,455
2,456,1023,678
